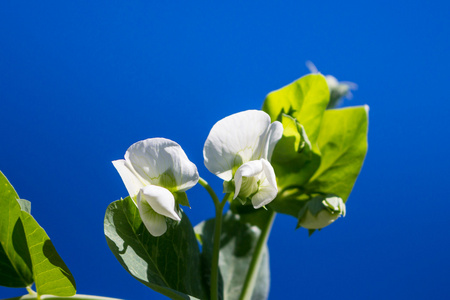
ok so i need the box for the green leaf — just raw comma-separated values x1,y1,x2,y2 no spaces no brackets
0,171,76,295
195,211,270,300
268,187,310,218
305,106,369,201
262,73,330,145
0,171,34,288
104,197,206,300
19,211,76,297
270,114,321,189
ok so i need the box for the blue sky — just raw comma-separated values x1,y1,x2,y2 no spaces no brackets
1,1,449,299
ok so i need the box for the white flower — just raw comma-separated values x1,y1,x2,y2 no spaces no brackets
113,138,199,236
203,110,283,208
306,60,357,108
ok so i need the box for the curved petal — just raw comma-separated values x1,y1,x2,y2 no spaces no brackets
112,159,146,198
262,121,283,161
204,110,273,180
137,199,168,236
137,185,181,221
125,138,198,192
234,160,264,199
251,159,278,209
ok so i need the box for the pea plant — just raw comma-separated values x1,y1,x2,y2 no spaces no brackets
0,69,368,300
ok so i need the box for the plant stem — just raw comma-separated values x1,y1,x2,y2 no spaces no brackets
26,286,36,296
198,177,220,207
210,193,231,300
239,209,276,300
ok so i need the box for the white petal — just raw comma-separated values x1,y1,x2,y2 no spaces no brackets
137,200,168,237
125,138,198,192
137,185,181,221
203,110,273,180
251,159,278,209
112,159,146,198
234,160,264,199
262,121,283,161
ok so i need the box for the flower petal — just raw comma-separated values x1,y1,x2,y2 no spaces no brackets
137,199,168,236
234,160,264,199
262,121,283,161
112,159,146,198
137,185,181,221
203,110,273,180
125,138,198,192
251,159,278,209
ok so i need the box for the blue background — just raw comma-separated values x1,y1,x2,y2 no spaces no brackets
1,1,449,299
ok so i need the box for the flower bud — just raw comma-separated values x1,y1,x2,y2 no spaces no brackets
297,194,346,229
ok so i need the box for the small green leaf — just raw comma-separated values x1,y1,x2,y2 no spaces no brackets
0,171,34,288
104,197,205,300
195,211,270,300
262,73,330,145
20,211,76,296
305,106,369,201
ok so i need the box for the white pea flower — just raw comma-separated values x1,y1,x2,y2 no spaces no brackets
297,195,346,229
203,110,283,208
113,138,199,236
306,60,357,109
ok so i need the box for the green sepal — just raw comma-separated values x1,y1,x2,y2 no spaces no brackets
223,180,234,194
174,192,190,208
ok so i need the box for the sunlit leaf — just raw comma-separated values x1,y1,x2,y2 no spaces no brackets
20,211,76,296
270,114,321,189
0,171,34,288
262,73,329,145
104,197,205,300
305,106,369,201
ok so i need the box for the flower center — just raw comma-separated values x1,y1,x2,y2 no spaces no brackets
237,176,259,199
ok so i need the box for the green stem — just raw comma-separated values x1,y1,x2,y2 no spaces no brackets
239,209,276,300
26,286,36,296
210,193,232,300
199,177,220,207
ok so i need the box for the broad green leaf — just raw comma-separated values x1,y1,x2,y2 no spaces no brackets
195,211,270,300
104,197,205,300
262,73,330,145
270,114,321,189
305,106,369,201
20,211,76,296
0,171,34,288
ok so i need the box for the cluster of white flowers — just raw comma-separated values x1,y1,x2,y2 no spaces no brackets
113,110,282,236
